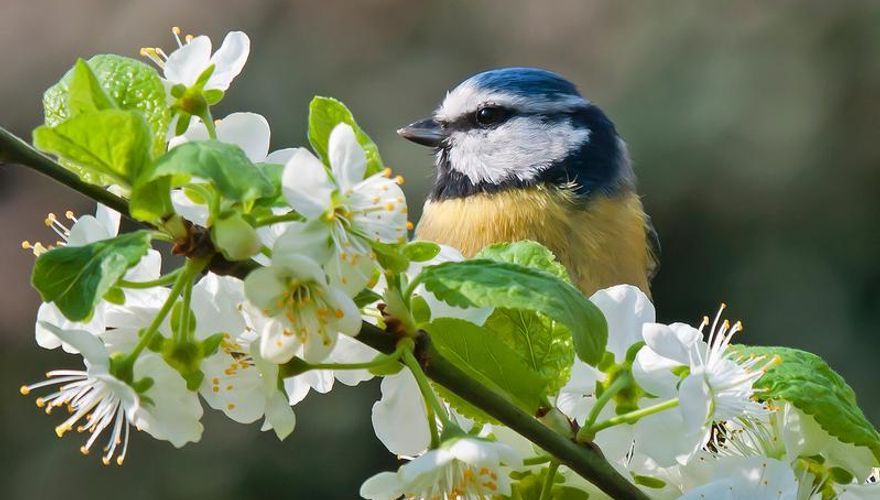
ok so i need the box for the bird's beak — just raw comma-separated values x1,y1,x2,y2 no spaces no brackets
397,118,445,147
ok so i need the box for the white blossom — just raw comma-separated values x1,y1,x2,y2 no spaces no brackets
360,436,522,499
192,273,296,439
20,324,202,464
244,252,360,363
277,123,408,295
142,28,249,91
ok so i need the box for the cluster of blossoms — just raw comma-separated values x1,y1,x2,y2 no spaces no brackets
15,27,879,499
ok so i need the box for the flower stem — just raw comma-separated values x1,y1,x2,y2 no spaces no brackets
584,371,632,430
179,274,194,343
539,461,561,500
402,347,448,447
524,455,552,466
255,212,304,227
127,258,207,361
118,269,183,289
580,398,679,441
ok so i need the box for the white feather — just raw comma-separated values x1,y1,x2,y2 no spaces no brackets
442,116,590,185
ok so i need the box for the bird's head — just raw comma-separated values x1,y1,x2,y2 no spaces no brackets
399,67,634,201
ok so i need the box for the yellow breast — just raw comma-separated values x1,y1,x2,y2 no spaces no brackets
416,186,655,296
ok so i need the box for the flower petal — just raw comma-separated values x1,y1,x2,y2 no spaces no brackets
215,112,270,162
38,321,110,369
632,346,681,398
243,267,287,312
263,389,296,440
206,31,250,91
328,123,367,192
359,472,404,500
164,35,212,86
272,220,333,266
371,370,430,456
265,148,298,165
678,374,712,430
281,148,334,219
590,284,655,362
191,274,247,341
642,322,701,365
170,189,210,227
131,354,203,447
259,318,301,364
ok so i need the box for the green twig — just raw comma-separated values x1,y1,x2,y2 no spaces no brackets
585,371,631,430
0,127,131,216
580,398,679,439
255,212,304,227
118,268,183,289
403,347,447,448
539,461,561,500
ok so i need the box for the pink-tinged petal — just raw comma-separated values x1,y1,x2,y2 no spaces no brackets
281,148,333,218
206,31,250,91
164,35,212,86
328,123,367,192
215,112,270,162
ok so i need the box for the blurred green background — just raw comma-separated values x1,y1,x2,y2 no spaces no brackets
1,1,879,498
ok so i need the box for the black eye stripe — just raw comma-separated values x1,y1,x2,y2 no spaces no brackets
441,109,584,133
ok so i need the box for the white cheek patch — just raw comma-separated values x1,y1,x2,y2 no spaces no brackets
445,117,590,185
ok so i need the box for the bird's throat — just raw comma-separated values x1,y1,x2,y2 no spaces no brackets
416,186,653,296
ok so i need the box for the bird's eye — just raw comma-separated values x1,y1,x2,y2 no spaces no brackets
474,106,509,127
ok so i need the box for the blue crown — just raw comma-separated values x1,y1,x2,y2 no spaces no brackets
466,67,582,100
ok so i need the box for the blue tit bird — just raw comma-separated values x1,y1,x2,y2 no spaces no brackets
398,67,659,296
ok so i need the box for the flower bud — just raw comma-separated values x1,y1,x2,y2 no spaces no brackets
211,213,261,261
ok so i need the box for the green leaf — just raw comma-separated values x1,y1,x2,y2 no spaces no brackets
731,345,880,462
31,231,152,322
484,309,574,396
476,240,575,394
129,176,174,223
67,59,117,115
402,241,441,262
44,54,170,156
308,96,385,176
33,109,153,186
150,140,275,204
419,260,607,365
477,240,570,282
425,318,547,416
